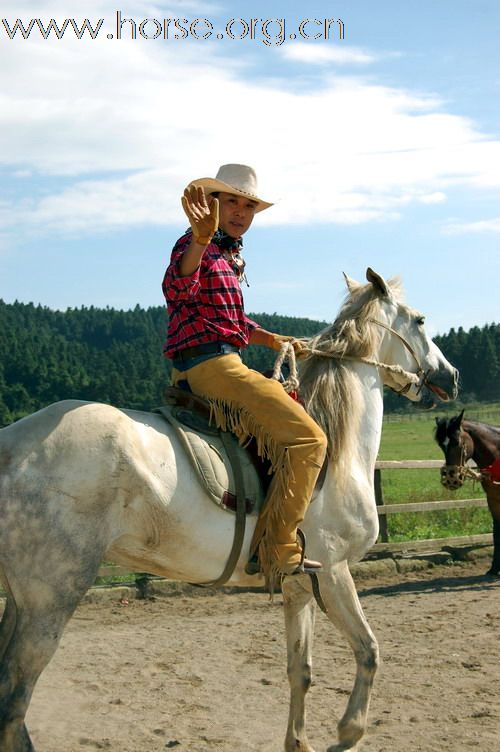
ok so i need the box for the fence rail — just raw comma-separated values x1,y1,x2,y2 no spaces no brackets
373,459,491,549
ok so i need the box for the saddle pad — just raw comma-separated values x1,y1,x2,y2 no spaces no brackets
156,404,265,515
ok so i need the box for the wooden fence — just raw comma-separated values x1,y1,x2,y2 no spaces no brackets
96,459,492,584
372,459,491,552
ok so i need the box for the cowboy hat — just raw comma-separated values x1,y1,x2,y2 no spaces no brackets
188,164,273,213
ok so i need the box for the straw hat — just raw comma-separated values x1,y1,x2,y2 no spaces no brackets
188,164,273,213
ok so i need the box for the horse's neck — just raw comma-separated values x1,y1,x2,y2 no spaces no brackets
328,363,385,485
356,364,385,469
464,421,500,467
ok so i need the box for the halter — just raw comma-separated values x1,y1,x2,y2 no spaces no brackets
440,440,499,488
440,463,483,488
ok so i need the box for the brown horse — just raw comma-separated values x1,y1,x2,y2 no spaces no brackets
435,410,500,576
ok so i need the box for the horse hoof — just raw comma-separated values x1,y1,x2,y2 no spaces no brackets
285,740,316,752
485,568,500,578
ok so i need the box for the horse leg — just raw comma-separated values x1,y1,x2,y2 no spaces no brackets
0,561,102,752
487,517,500,576
485,490,500,576
0,573,17,664
282,575,317,752
316,562,379,752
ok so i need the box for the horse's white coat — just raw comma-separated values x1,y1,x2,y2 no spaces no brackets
0,270,458,752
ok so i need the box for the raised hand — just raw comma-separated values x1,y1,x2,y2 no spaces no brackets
181,185,219,246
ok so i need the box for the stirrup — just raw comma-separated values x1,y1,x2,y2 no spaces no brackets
244,553,261,576
291,528,323,575
244,531,323,577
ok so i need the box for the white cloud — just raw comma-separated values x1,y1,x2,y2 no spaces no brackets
1,0,500,241
418,192,447,204
281,43,376,65
442,218,500,235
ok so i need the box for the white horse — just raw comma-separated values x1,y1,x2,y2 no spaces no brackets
0,268,458,752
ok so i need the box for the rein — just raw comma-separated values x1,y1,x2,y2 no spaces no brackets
273,320,426,396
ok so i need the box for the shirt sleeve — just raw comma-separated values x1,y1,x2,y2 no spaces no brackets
162,234,201,303
244,314,260,331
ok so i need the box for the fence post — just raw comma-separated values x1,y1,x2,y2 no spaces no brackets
374,468,389,543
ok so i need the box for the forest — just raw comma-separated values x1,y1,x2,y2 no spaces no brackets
0,299,498,426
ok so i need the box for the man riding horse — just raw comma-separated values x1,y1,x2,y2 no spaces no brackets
162,164,326,587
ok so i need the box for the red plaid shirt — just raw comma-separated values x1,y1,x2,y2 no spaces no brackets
162,231,259,359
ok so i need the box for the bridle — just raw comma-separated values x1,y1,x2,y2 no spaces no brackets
365,319,430,396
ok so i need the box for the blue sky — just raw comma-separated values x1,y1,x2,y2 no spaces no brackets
1,0,499,335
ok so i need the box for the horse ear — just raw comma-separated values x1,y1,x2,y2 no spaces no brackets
366,267,389,297
450,410,465,430
434,417,446,442
343,272,362,295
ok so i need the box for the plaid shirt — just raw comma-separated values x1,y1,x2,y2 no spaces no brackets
162,231,259,358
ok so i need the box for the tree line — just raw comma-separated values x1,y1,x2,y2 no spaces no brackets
0,299,498,426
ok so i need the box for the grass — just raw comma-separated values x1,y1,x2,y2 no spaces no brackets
377,405,494,542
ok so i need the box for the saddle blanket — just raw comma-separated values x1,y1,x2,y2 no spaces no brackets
155,404,265,515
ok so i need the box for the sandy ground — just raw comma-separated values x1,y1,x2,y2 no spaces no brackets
5,560,499,752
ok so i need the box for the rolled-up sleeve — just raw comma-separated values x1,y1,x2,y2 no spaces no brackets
162,236,201,302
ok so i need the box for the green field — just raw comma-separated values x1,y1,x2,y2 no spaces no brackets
376,403,500,542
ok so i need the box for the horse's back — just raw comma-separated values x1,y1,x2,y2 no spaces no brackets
0,399,172,458
0,400,176,553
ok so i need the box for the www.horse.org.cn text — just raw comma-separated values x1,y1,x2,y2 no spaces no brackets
1,13,345,46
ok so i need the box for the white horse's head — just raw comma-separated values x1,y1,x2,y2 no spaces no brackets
299,268,458,473
343,267,459,406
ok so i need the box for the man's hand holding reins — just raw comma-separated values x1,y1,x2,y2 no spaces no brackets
250,330,310,359
274,334,310,359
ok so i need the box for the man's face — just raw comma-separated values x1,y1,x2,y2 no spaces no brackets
216,192,258,239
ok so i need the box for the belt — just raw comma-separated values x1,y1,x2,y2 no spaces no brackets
173,342,241,362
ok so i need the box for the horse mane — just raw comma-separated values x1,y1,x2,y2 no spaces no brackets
299,276,403,483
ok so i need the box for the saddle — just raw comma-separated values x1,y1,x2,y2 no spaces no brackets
157,387,269,515
155,387,272,587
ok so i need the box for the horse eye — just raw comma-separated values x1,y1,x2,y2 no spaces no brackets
416,316,425,326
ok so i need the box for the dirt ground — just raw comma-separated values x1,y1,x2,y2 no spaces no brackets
7,560,499,752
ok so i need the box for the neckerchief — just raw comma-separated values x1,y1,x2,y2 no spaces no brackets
211,229,249,287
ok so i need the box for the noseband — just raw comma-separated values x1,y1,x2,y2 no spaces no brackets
440,463,480,489
440,441,482,489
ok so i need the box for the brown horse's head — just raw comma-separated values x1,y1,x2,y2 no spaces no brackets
435,410,474,489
